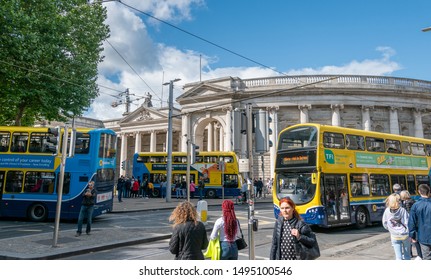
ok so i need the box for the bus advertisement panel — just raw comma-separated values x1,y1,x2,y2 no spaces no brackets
273,123,431,228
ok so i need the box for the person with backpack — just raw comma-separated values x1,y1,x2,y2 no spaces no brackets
382,193,411,260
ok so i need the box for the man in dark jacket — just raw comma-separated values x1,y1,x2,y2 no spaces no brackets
75,181,96,237
408,184,431,260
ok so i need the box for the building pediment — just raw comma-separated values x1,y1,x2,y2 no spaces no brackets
178,77,244,102
119,106,171,125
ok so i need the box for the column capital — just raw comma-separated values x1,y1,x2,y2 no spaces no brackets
267,105,280,112
362,105,374,111
331,104,344,110
221,106,233,112
298,104,311,110
390,106,402,111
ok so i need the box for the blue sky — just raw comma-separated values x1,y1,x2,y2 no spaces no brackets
87,0,431,120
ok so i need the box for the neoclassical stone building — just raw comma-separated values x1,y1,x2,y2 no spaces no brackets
103,74,431,179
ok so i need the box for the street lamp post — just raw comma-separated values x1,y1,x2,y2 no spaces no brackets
163,78,181,202
422,26,431,32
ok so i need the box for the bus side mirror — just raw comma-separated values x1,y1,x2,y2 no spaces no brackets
311,173,317,184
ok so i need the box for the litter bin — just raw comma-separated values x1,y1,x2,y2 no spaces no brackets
197,200,208,224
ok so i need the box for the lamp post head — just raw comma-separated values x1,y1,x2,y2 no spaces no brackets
422,26,431,32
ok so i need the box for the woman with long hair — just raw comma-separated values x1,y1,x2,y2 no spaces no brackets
168,201,208,260
210,200,242,260
270,197,318,260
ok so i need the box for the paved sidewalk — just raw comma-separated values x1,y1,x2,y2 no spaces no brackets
0,195,396,260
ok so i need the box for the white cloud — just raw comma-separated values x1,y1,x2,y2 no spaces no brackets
286,47,402,76
85,1,402,121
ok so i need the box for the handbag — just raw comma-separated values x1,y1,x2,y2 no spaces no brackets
235,220,248,250
296,231,320,260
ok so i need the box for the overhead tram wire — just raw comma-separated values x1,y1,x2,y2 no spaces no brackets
116,0,296,79
0,59,124,95
105,39,162,103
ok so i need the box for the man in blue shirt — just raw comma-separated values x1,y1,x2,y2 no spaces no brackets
408,184,431,260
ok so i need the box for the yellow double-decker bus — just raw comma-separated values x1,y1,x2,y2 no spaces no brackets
132,151,242,198
273,123,431,228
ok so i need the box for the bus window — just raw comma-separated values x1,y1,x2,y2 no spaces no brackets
137,156,150,163
0,131,11,152
24,171,55,193
370,174,390,196
366,137,385,152
416,175,430,190
323,132,345,149
411,142,426,156
204,156,218,163
402,141,411,155
11,132,28,153
346,134,365,150
407,175,416,195
220,156,234,163
426,144,431,156
390,175,406,191
223,174,238,188
278,126,317,150
56,172,71,194
75,134,90,154
350,173,369,197
5,171,23,193
385,139,401,154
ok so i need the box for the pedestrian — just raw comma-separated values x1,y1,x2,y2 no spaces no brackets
408,184,431,260
198,177,205,200
270,197,317,260
210,200,242,260
392,183,402,194
241,179,248,203
382,193,411,260
117,175,124,202
75,181,96,237
160,178,167,198
168,201,208,260
190,180,196,199
400,190,422,258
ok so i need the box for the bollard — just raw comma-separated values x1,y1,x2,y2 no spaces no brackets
197,200,208,224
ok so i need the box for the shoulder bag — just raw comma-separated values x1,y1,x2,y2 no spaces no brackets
235,220,248,250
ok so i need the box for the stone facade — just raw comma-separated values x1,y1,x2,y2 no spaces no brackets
102,74,431,179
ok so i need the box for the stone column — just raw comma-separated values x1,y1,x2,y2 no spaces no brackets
120,133,127,176
207,122,214,151
331,104,344,126
181,114,189,152
389,107,400,135
414,109,424,138
362,106,372,131
134,132,141,153
298,105,311,123
150,131,156,152
225,108,232,151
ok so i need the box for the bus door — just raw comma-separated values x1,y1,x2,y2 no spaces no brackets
0,171,4,201
322,174,350,225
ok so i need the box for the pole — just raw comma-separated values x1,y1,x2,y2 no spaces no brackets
221,160,224,200
246,103,255,260
53,125,69,247
164,79,180,202
186,138,191,202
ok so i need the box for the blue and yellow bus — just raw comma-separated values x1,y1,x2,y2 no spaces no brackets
273,123,431,228
132,151,242,198
0,126,117,221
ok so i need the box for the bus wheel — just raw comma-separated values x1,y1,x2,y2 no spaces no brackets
355,207,368,229
28,203,48,222
152,189,160,197
206,189,216,199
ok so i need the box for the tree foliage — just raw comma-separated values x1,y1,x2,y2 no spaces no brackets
0,0,109,126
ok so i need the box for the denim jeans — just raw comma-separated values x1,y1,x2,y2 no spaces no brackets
77,205,94,234
220,241,238,260
391,237,411,260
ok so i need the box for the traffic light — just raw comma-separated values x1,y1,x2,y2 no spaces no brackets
47,126,61,155
191,144,199,164
121,161,125,170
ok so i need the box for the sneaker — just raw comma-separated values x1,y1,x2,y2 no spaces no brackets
415,256,422,260
75,233,81,237
86,232,91,235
